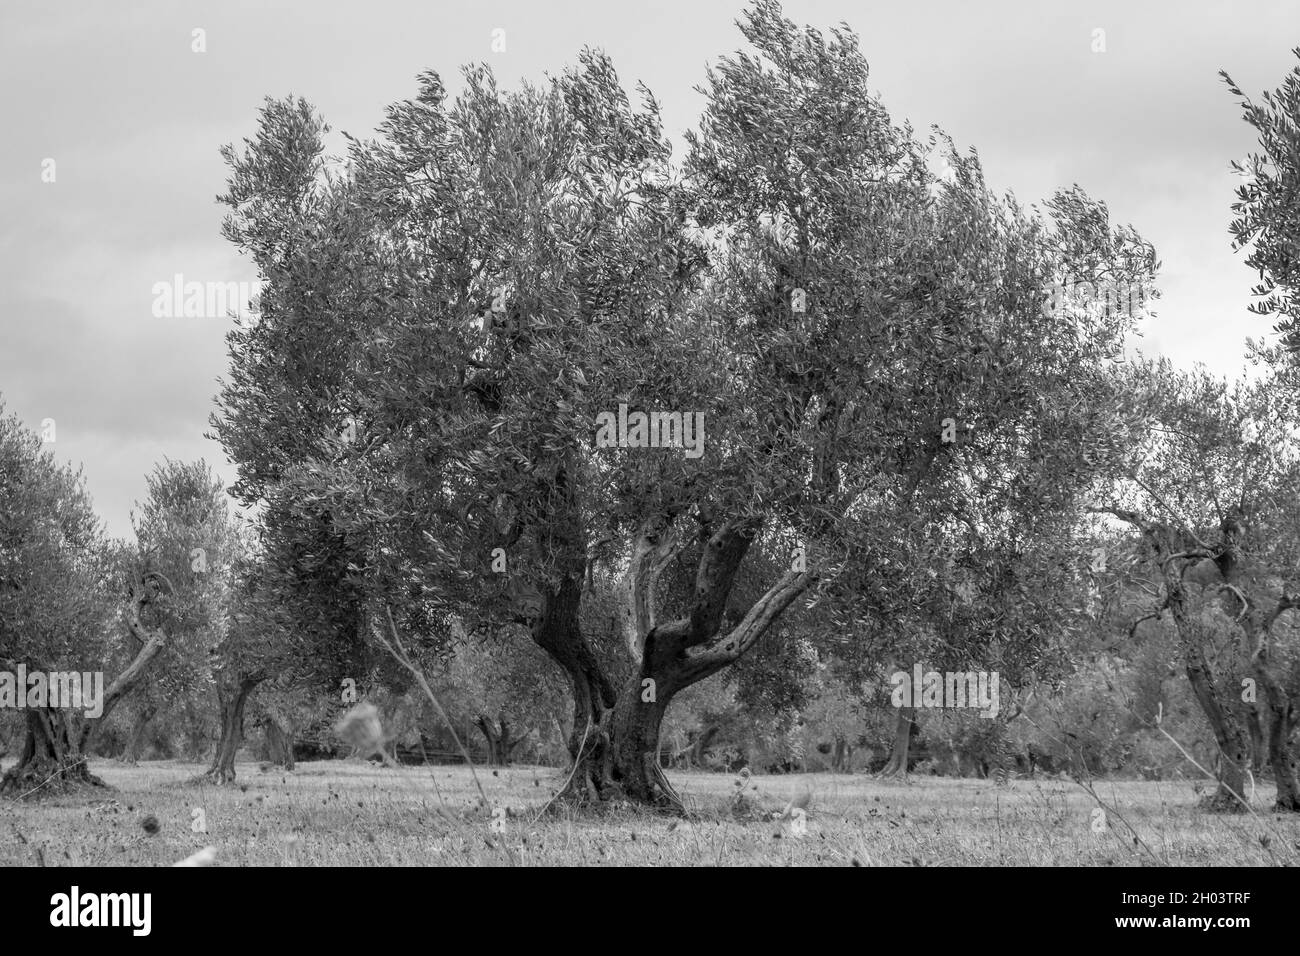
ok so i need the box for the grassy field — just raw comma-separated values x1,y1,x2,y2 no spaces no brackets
3,759,1297,866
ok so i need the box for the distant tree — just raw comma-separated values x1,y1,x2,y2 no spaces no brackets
1095,356,1300,811
0,410,184,795
118,460,237,765
438,622,568,765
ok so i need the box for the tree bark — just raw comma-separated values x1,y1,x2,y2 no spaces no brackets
1246,703,1268,774
522,502,813,811
831,735,852,772
879,706,916,778
204,677,260,784
123,705,158,764
262,712,295,770
79,576,171,757
1246,604,1300,811
0,708,105,796
474,714,513,766
691,725,719,767
1102,510,1254,812
1180,637,1249,810
1156,527,1248,811
1212,522,1299,812
1,578,169,798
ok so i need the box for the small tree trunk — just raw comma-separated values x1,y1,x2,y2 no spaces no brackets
505,726,527,762
474,715,505,766
691,725,718,767
1253,655,1300,811
831,735,852,773
1246,703,1267,774
204,677,259,784
263,714,295,771
123,705,157,764
879,707,916,778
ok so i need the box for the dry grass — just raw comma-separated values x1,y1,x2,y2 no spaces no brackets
2,759,1297,866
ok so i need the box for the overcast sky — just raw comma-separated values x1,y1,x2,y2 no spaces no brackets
1,0,1295,538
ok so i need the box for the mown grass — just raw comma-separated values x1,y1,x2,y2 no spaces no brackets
2,759,1296,866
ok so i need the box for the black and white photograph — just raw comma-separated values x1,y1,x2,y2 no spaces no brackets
0,0,1297,916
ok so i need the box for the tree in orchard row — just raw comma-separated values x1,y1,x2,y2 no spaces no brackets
1096,356,1300,811
199,506,390,784
212,1,1157,809
118,459,238,769
435,623,569,765
207,93,461,782
0,408,221,795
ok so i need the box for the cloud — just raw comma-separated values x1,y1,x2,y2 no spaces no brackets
1,0,1296,537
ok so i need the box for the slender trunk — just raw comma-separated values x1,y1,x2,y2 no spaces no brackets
123,705,157,764
879,707,916,778
474,715,506,766
263,714,295,771
204,677,259,784
691,725,718,767
497,720,528,763
831,735,852,773
1246,703,1267,774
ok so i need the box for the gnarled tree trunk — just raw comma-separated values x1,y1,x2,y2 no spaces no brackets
1,577,169,799
123,705,158,764
204,676,260,784
1211,521,1299,812
879,706,916,778
0,708,104,796
525,512,815,812
1180,633,1249,811
1105,510,1253,812
262,712,295,771
474,714,524,766
1246,595,1300,811
691,724,719,767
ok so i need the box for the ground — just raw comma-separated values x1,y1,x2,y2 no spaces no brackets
2,759,1296,866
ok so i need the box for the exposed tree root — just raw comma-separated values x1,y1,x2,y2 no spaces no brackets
0,756,108,799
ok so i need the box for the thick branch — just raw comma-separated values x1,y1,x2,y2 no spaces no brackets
617,514,684,665
640,515,763,657
682,568,818,683
82,581,170,750
1088,504,1151,531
